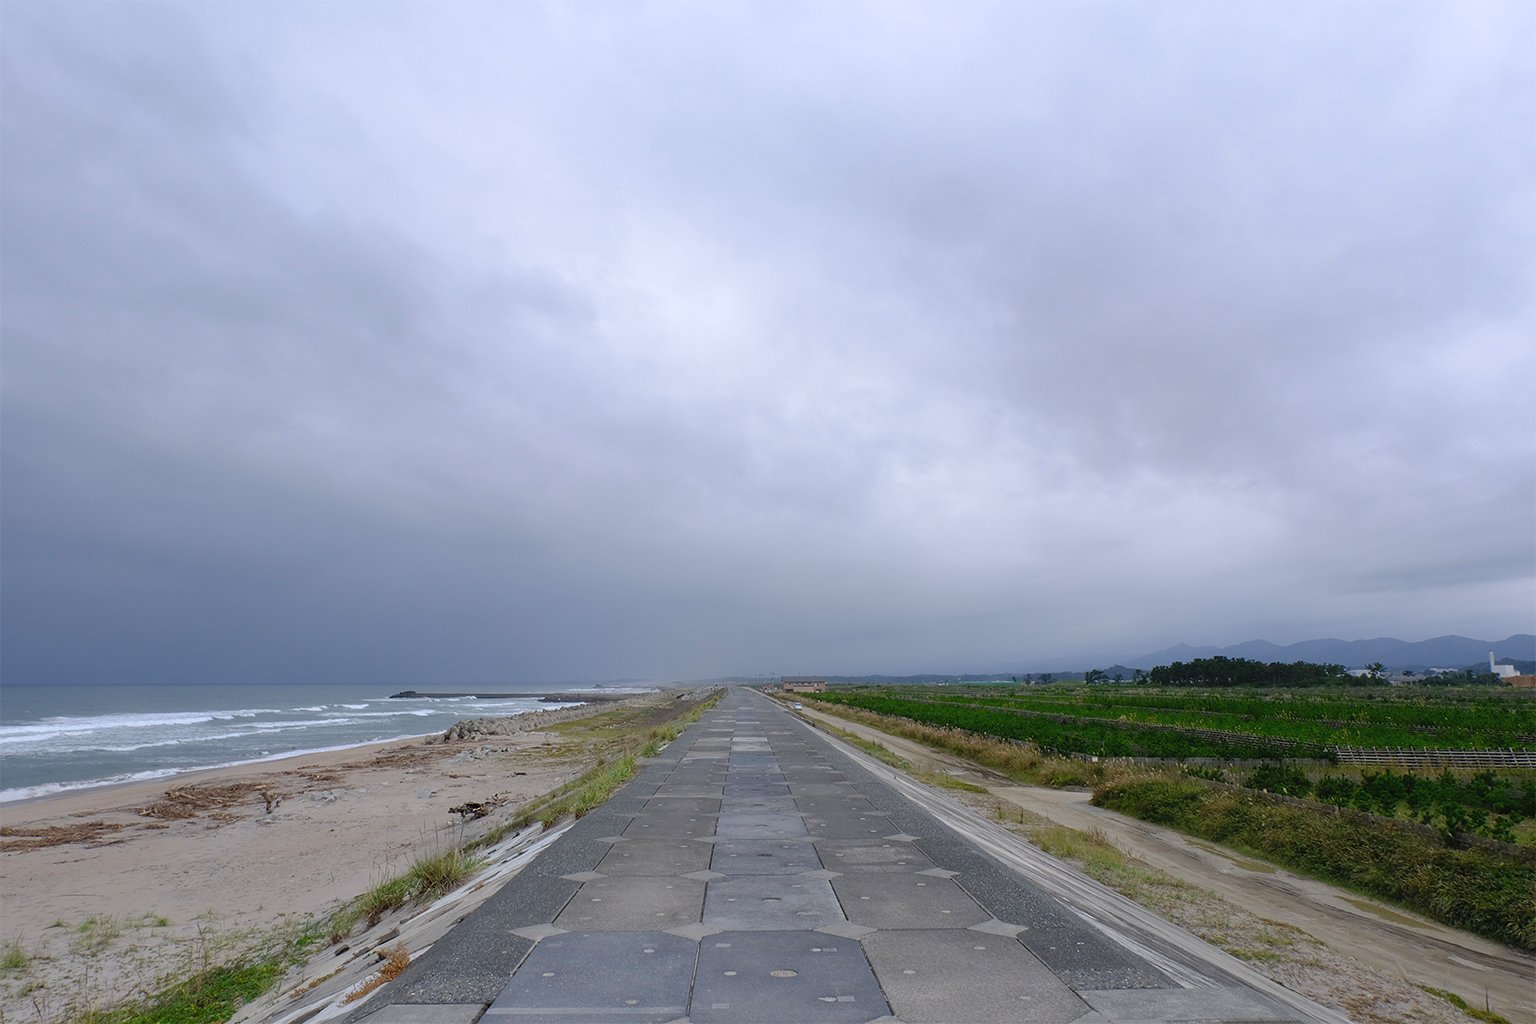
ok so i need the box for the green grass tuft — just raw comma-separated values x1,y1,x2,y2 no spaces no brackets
70,914,123,956
1,938,29,972
406,847,484,902
1420,985,1513,1024
85,957,284,1024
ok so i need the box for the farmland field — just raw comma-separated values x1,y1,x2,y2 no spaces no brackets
815,685,1536,757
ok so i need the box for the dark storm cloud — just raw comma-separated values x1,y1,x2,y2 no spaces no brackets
2,1,1532,683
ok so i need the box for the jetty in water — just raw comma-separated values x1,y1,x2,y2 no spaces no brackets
388,689,635,703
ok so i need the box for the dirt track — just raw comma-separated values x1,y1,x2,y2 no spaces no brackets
794,703,1536,1022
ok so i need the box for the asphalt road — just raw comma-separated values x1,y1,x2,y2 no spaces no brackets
351,689,1350,1024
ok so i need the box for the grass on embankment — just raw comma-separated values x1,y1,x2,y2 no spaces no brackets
1420,986,1514,1024
811,719,989,793
1092,774,1536,951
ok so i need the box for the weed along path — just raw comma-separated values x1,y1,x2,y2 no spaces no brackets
347,689,1346,1024
793,701,1536,1024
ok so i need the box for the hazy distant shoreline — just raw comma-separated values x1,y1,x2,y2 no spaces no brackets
0,683,610,801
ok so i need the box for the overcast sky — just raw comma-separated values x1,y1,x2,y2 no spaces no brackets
2,1,1532,685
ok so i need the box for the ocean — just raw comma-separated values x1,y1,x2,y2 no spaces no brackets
0,682,642,802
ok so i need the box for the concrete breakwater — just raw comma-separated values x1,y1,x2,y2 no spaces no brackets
389,689,635,702
425,702,634,743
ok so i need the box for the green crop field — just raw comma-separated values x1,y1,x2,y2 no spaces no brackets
819,685,1536,755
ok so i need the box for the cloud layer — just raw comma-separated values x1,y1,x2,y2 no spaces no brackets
3,1,1532,683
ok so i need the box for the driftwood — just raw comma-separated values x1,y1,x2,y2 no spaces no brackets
137,781,284,820
0,821,130,851
449,795,510,820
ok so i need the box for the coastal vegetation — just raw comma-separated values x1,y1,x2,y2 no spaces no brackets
1093,773,1535,949
85,954,291,1024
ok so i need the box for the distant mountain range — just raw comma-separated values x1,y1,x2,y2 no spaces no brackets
1123,634,1536,671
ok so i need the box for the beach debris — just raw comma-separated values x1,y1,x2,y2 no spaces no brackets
297,769,342,785
449,795,509,820
340,941,410,1003
137,781,286,821
0,821,129,851
289,964,345,999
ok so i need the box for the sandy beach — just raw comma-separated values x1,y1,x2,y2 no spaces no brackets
0,726,584,1022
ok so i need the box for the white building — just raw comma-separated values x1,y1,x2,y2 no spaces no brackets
1490,652,1518,678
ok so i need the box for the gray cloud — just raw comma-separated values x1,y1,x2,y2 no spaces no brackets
2,0,1532,684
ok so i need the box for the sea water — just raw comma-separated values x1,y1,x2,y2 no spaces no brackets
0,683,636,802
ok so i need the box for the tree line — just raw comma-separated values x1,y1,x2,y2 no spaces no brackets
1145,656,1350,687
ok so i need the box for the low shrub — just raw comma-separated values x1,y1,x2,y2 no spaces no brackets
1093,774,1536,950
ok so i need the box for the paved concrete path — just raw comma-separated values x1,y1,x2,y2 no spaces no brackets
354,690,1342,1024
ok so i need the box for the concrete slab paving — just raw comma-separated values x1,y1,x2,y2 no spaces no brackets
803,812,900,839
649,785,726,799
483,931,696,1024
791,782,859,796
715,812,810,840
720,795,800,814
711,840,825,875
721,773,786,792
663,780,727,791
624,813,718,838
703,876,847,930
553,876,706,930
691,931,889,1024
794,796,885,816
833,873,990,929
597,837,715,876
815,840,935,873
863,930,1088,1024
723,782,793,797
